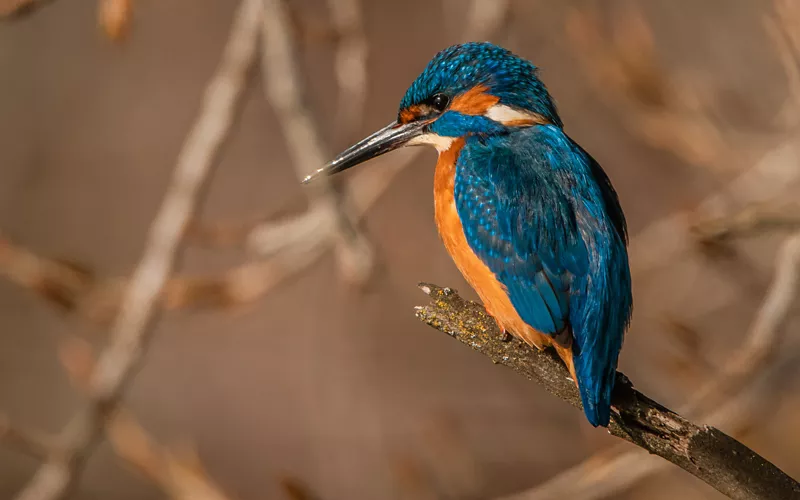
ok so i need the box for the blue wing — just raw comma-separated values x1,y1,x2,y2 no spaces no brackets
454,127,589,336
455,125,632,427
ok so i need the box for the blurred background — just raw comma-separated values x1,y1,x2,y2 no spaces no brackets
1,0,799,499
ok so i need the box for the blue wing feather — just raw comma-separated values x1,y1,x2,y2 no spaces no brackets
454,125,632,427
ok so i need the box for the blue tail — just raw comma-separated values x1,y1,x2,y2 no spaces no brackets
570,234,632,427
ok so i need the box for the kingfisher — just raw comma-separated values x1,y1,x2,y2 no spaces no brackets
304,42,632,427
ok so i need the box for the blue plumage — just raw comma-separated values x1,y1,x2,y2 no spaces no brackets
400,43,562,126
414,43,633,427
455,126,631,426
315,41,633,427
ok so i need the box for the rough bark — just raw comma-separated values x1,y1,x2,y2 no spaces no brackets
415,283,800,500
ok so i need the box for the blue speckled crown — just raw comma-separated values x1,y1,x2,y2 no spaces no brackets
400,42,562,127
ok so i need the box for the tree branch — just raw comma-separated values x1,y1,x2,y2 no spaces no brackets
629,137,800,276
0,416,58,461
0,151,415,321
0,0,57,18
58,337,236,500
415,283,800,500
692,202,800,245
498,230,800,500
260,0,376,285
12,0,262,498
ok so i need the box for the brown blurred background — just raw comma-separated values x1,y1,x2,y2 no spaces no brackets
1,0,799,499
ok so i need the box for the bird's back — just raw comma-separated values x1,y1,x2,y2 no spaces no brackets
437,124,632,426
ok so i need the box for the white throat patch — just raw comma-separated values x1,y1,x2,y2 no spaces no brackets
407,133,456,153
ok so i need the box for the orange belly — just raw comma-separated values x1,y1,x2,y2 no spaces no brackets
433,139,577,381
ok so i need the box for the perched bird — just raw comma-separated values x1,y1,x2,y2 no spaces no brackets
304,42,632,427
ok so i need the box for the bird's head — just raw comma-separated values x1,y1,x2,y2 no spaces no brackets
303,42,560,183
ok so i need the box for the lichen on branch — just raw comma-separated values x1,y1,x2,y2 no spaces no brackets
415,283,800,500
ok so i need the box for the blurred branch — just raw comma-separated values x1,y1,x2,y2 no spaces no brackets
693,202,800,245
0,1,517,499
566,4,726,168
280,477,322,500
464,0,511,41
0,151,415,320
630,137,800,275
685,231,800,413
0,0,56,18
766,0,800,125
0,0,514,317
573,0,800,278
0,416,58,461
260,0,375,285
108,412,235,500
496,232,800,500
416,281,800,500
11,0,262,498
326,0,367,144
248,0,511,254
98,0,133,42
194,0,512,285
58,338,236,500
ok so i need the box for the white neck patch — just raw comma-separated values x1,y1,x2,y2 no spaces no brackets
404,105,545,154
485,104,545,125
407,133,456,153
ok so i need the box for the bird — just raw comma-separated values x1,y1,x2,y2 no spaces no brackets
303,42,633,427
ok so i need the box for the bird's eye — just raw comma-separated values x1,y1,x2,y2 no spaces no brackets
431,93,449,112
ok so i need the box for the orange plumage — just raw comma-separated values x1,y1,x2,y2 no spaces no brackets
448,85,499,115
434,139,578,384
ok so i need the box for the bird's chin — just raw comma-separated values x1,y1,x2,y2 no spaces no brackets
406,133,456,153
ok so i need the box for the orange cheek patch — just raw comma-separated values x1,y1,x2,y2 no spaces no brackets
449,84,500,115
399,105,422,124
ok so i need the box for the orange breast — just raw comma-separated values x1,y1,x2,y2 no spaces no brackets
433,140,577,381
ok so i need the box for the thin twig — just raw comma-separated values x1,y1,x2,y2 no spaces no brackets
12,1,262,498
0,152,413,320
0,416,58,461
326,0,367,145
108,411,236,500
0,0,57,18
229,0,512,280
463,0,511,41
499,232,800,500
58,338,236,500
260,0,375,285
692,202,800,245
768,0,800,127
0,1,517,498
0,0,515,316
630,137,800,275
566,5,727,169
98,0,134,43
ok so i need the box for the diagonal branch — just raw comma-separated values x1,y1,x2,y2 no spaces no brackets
0,152,414,321
692,202,800,245
497,231,800,500
12,0,263,498
415,279,800,500
0,0,57,18
630,137,800,276
0,416,58,461
326,0,368,145
58,337,237,500
259,0,375,285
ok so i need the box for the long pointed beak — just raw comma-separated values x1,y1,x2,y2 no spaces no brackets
302,120,428,184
